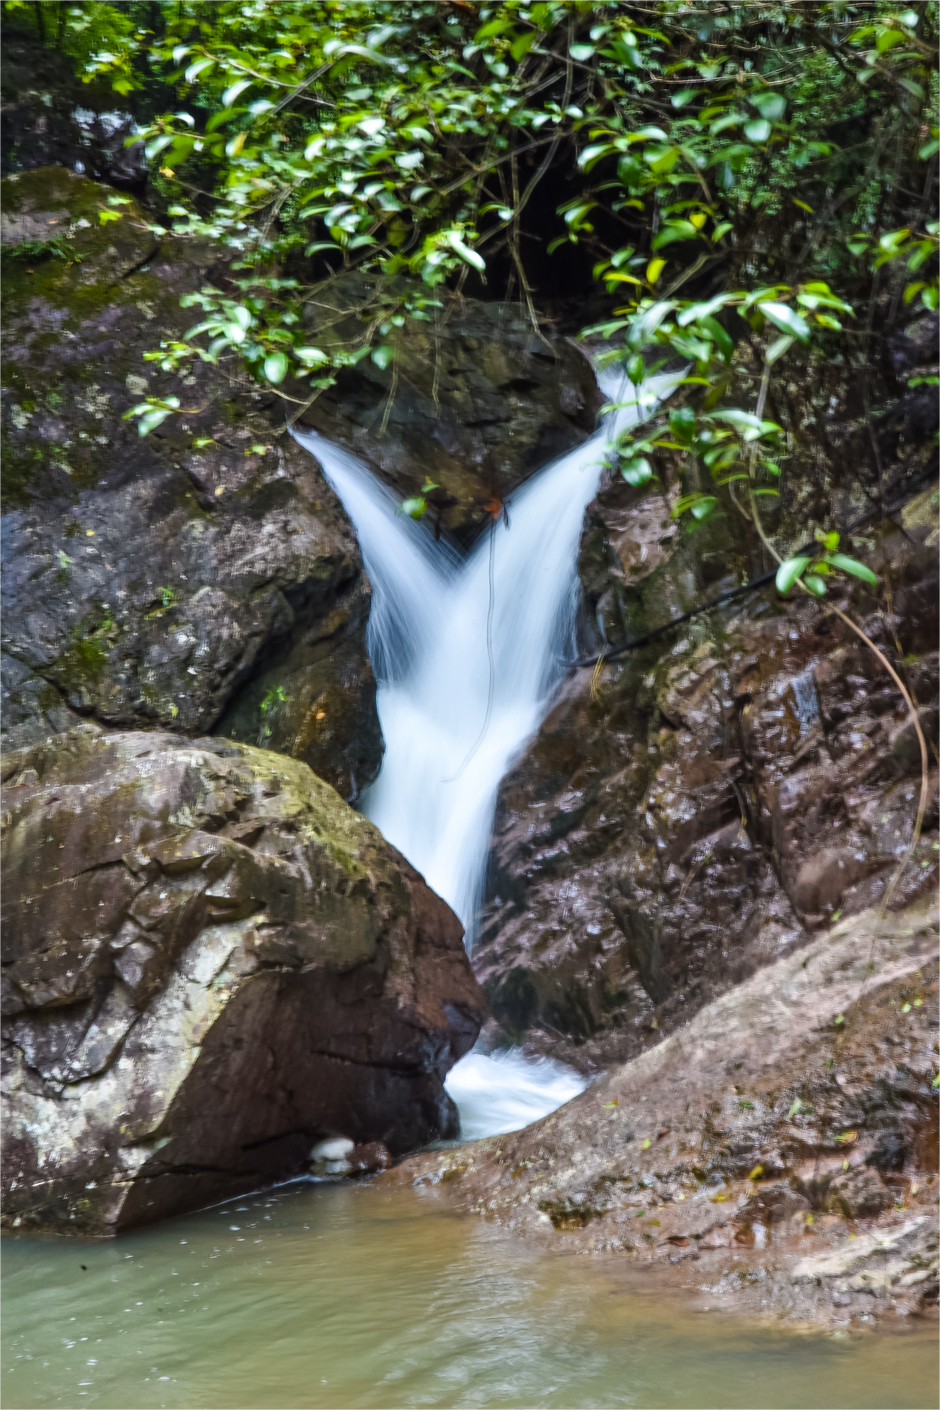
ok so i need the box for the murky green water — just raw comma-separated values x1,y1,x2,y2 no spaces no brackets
3,1181,936,1410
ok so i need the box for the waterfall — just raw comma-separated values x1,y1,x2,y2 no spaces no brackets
293,368,680,946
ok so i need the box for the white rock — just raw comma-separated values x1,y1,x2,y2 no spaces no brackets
310,1137,354,1163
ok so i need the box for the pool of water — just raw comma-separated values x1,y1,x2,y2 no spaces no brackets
3,1179,936,1410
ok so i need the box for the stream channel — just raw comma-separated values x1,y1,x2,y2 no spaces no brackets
3,378,936,1409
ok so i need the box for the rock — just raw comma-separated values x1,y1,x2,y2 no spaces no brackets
296,276,602,544
824,1165,893,1221
310,1138,356,1176
1,167,382,801
348,1142,392,1176
387,900,939,1328
1,726,485,1234
1,21,147,189
475,475,939,1069
791,1217,935,1292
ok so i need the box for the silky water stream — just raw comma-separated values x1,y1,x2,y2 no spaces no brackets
4,377,936,1409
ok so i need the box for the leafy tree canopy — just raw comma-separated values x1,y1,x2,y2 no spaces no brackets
5,0,938,582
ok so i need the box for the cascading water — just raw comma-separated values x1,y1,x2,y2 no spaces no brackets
293,367,680,1136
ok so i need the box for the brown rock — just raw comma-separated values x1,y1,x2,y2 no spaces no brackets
388,900,939,1328
297,276,602,544
476,478,939,1069
1,726,485,1234
349,1142,392,1175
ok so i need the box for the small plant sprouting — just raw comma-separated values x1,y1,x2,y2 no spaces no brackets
7,237,80,263
258,684,289,740
259,685,289,717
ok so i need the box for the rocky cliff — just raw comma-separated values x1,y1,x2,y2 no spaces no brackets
475,337,939,1071
1,726,485,1234
1,166,381,801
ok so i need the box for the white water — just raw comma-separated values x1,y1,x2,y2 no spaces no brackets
294,369,678,938
293,366,679,1139
443,1048,588,1139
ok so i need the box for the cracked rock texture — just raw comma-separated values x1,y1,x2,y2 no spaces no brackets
1,167,381,801
476,466,939,1069
1,726,485,1234
389,901,939,1329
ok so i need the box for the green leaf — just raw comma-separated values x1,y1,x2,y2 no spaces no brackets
446,232,485,271
577,142,615,170
765,334,795,364
788,1098,802,1118
749,92,785,121
743,118,772,143
668,405,696,444
621,456,652,486
263,351,289,384
701,315,734,361
511,30,535,62
690,495,717,521
776,556,811,595
757,302,811,341
138,408,171,436
184,57,215,82
628,300,677,348
144,133,174,160
826,553,878,585
804,574,828,596
626,354,645,385
294,346,329,367
371,345,394,369
400,496,427,520
222,79,253,107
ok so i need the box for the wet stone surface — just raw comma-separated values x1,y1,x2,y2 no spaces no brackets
1,726,485,1234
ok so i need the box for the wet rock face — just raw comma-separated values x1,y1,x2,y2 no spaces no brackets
390,902,939,1329
476,483,939,1069
1,727,485,1234
1,167,382,801
297,279,602,545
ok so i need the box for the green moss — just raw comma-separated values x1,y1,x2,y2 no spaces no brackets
52,635,108,692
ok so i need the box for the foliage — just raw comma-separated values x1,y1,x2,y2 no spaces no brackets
4,236,80,262
259,684,289,716
8,0,937,598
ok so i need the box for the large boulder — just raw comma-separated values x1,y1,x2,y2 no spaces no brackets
1,167,381,801
390,900,939,1329
1,727,485,1234
296,276,602,544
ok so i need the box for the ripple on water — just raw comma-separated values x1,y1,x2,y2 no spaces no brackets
3,1179,937,1410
